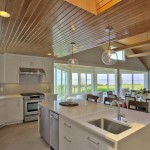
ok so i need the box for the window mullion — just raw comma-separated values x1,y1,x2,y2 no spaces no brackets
107,74,109,90
132,74,134,90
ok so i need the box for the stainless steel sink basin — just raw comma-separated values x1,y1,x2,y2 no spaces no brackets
88,118,131,134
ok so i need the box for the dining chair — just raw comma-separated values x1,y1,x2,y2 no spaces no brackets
107,91,113,95
125,96,136,109
104,97,117,105
146,99,150,103
131,90,137,97
107,91,117,99
86,94,99,103
128,100,149,113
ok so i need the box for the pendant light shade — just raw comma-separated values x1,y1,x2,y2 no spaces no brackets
0,10,10,17
68,42,78,65
101,27,118,65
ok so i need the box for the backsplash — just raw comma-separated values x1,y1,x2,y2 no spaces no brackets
0,75,51,95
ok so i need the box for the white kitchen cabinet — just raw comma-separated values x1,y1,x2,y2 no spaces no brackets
20,56,43,68
0,54,20,83
0,99,7,127
7,97,23,124
59,116,115,150
59,116,78,150
41,58,54,84
79,129,115,150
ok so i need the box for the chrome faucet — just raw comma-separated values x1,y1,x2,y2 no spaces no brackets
111,100,125,121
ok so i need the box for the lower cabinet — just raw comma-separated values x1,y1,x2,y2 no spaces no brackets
0,99,7,126
59,116,79,150
59,116,115,150
39,106,50,145
0,97,23,127
7,98,23,123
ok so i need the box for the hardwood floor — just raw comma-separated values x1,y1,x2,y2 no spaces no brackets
0,122,49,150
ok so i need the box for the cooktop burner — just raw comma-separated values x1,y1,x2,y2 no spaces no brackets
20,92,44,96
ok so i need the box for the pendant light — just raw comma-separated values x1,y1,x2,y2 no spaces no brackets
101,26,118,65
0,1,11,18
68,42,78,65
0,10,10,17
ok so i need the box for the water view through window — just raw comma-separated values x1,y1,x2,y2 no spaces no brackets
97,74,115,92
121,73,144,90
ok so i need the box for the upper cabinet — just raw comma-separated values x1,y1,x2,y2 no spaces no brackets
20,56,44,68
41,58,54,83
0,54,54,84
0,54,20,83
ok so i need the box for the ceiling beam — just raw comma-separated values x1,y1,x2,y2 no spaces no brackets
127,52,150,58
113,40,150,51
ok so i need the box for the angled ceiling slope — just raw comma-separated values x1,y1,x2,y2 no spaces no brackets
64,0,122,15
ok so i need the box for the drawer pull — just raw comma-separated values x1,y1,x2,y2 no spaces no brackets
87,137,99,145
64,123,71,128
64,136,71,143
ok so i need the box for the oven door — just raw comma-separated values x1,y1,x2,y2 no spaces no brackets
24,99,42,115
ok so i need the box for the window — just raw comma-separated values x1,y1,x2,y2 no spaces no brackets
110,46,125,61
121,74,132,90
120,73,145,91
80,73,86,93
72,73,78,94
116,51,125,61
96,73,115,92
87,74,92,92
54,67,68,100
72,72,93,94
133,74,144,90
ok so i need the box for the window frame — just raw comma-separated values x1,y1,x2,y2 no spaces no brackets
71,71,93,95
54,66,69,100
120,70,146,91
96,72,116,92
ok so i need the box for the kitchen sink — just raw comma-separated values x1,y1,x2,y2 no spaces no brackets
88,118,131,134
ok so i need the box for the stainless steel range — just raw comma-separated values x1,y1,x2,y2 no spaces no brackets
21,93,45,122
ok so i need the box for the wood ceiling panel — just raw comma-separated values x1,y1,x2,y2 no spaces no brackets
0,0,149,70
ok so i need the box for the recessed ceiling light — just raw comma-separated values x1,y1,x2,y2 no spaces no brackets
47,53,52,56
0,11,11,18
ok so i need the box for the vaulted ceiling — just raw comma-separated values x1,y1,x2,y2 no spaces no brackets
0,0,150,69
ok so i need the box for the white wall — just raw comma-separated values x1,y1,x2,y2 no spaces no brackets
55,46,147,71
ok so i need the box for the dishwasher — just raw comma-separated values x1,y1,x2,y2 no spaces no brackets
50,111,59,150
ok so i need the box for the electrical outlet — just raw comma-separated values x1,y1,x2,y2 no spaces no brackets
0,87,4,92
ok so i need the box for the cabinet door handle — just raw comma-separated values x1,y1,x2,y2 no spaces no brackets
64,123,71,128
87,137,99,146
64,136,71,143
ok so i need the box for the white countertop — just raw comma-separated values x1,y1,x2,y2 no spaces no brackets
39,100,150,143
0,93,56,99
0,94,23,99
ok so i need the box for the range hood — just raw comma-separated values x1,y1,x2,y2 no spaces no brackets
19,68,45,75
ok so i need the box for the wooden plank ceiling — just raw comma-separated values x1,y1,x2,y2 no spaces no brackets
0,0,150,70
118,32,150,70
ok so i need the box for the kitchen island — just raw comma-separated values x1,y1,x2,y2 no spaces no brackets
39,100,150,150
